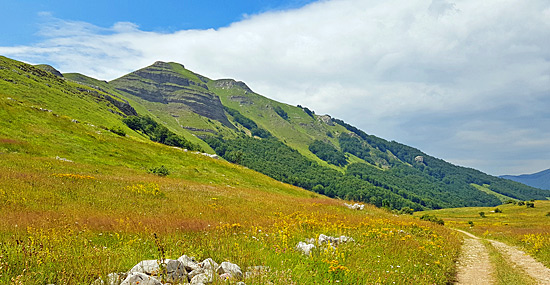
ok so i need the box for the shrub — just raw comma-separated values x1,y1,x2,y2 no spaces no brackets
109,126,126,136
273,105,288,120
468,221,474,227
517,201,525,206
399,207,414,215
420,214,444,225
479,212,486,218
546,212,550,217
494,208,502,213
122,115,201,151
525,202,535,208
148,165,170,177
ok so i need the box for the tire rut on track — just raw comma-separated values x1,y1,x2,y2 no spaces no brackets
489,239,550,284
454,229,550,285
455,229,495,285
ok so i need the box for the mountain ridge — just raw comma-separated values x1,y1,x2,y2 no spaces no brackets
2,55,548,211
501,169,550,190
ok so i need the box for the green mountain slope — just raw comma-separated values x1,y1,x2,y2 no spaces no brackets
2,56,547,211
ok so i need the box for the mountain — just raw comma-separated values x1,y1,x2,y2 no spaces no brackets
501,169,550,190
2,56,548,212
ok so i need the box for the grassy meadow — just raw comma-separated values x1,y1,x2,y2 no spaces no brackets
0,96,462,283
0,153,462,284
416,201,550,267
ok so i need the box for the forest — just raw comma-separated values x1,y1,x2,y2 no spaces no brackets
205,135,424,211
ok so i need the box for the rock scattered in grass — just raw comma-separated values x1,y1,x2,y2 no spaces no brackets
55,156,73,163
95,255,252,285
344,203,364,210
296,234,355,256
296,241,316,255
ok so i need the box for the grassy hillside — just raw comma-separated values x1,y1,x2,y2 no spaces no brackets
0,56,463,284
6,55,548,211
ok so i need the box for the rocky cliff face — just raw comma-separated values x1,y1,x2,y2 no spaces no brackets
110,61,234,128
213,79,253,93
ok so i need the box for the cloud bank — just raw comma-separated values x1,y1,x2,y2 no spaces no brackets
1,0,549,175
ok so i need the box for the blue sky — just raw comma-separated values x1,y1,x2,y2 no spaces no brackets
1,0,549,176
0,0,317,45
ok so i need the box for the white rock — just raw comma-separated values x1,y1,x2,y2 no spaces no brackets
120,272,162,285
128,259,186,283
199,258,219,272
318,234,336,245
219,272,233,280
344,203,364,210
296,241,315,255
216,261,243,280
337,235,355,244
190,273,214,284
177,254,200,272
188,268,205,279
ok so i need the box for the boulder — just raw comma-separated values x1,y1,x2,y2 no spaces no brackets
219,272,233,280
177,254,200,272
318,234,336,245
199,258,219,272
128,259,186,283
296,241,315,255
190,273,214,284
120,272,162,285
344,203,364,210
216,261,243,280
337,235,355,244
188,268,205,280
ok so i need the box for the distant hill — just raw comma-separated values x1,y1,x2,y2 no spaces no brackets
1,55,548,212
501,169,550,190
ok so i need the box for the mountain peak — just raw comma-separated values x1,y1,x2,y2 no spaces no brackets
110,61,234,128
152,61,185,70
34,64,63,77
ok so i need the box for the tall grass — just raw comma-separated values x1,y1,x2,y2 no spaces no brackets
0,151,462,284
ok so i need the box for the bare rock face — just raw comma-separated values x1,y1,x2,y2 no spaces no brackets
213,79,253,93
110,61,234,128
414,156,424,163
318,115,334,126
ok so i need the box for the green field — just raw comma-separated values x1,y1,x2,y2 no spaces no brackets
416,200,550,267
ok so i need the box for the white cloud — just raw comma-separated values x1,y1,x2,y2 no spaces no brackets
0,0,548,175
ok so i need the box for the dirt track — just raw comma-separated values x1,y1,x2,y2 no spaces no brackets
454,229,550,285
455,229,495,284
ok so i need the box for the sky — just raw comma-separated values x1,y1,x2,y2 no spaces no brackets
0,0,549,176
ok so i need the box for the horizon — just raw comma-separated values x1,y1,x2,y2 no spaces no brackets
1,0,548,176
